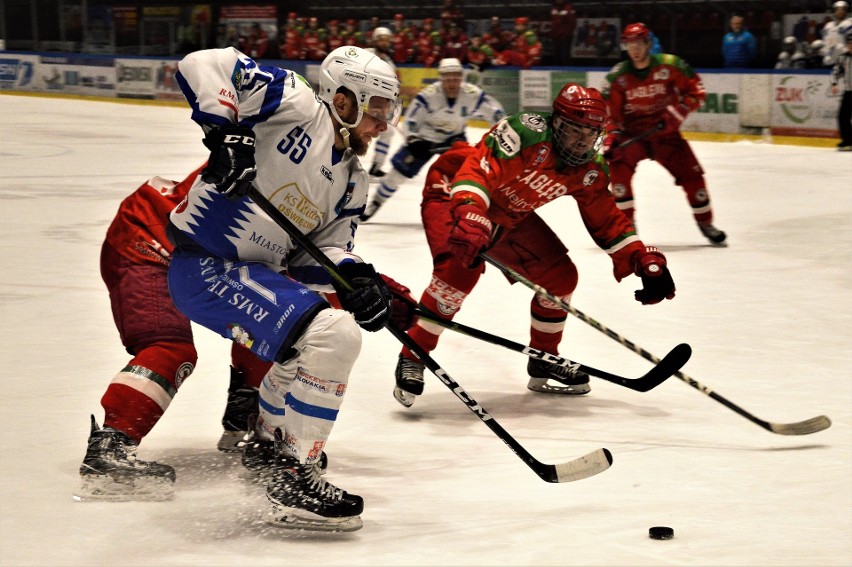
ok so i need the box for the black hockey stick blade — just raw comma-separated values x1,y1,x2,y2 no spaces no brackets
412,307,687,392
595,342,692,392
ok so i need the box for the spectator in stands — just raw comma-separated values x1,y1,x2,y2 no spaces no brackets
279,12,302,60
301,17,327,61
240,23,269,60
496,17,542,68
326,20,344,53
415,18,441,67
484,16,512,53
391,14,416,64
550,0,577,65
830,30,852,150
466,35,496,71
343,19,366,47
721,13,757,68
441,22,469,63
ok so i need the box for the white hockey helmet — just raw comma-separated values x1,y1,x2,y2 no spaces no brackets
438,58,464,75
833,1,848,11
318,46,402,128
372,26,393,40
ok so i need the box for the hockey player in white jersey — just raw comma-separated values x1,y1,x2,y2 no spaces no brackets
366,26,397,179
164,45,415,532
360,57,506,221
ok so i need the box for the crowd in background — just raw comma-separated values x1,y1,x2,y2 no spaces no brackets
214,10,546,69
207,0,850,70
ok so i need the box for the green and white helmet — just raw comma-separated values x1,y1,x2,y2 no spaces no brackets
318,46,401,128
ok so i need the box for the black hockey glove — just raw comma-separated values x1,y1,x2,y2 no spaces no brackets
632,246,676,305
333,262,392,332
406,139,434,160
201,124,257,199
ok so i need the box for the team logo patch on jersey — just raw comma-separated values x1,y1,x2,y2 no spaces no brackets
174,362,194,389
583,170,599,186
490,122,522,156
519,113,548,133
227,323,254,348
268,183,323,232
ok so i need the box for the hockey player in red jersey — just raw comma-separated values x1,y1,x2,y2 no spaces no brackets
392,84,677,407
602,22,726,245
74,166,273,502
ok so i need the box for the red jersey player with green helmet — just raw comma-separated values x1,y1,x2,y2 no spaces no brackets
602,22,726,245
392,83,677,407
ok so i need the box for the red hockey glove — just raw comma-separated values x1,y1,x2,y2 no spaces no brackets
632,246,676,305
380,274,418,331
448,203,493,269
660,104,689,135
602,130,624,161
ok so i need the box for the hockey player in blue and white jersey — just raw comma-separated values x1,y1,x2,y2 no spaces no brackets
360,57,506,221
366,26,398,179
165,45,415,532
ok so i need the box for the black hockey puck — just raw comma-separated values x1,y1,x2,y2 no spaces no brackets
649,526,674,540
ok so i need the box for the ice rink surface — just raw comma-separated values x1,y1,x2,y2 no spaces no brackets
1,94,851,566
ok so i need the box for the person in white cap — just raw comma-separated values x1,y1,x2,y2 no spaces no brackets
821,1,852,67
360,57,506,221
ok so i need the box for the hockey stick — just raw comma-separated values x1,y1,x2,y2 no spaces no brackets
247,186,613,483
412,306,690,392
613,121,665,150
481,254,832,436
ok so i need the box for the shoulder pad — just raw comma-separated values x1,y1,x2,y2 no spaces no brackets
486,113,550,157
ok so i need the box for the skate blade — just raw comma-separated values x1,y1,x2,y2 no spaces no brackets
264,506,363,533
218,430,250,453
73,475,174,502
527,377,591,395
393,386,417,408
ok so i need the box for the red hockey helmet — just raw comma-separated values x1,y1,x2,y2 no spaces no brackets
621,22,651,46
515,17,529,27
551,84,607,166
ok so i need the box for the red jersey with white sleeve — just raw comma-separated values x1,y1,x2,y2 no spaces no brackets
105,166,203,267
444,113,643,281
603,53,705,136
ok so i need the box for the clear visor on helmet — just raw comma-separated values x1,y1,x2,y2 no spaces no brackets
360,94,402,126
553,116,604,166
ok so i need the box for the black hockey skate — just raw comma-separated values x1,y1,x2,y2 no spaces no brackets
393,354,425,408
218,366,259,452
698,222,727,245
527,358,591,395
264,430,362,532
73,415,175,502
